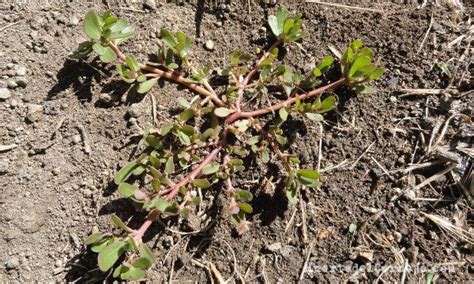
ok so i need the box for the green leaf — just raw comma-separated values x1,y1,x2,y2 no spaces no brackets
286,182,298,204
161,29,176,49
214,107,234,117
137,78,158,94
176,130,191,145
91,238,110,253
236,190,253,202
179,108,195,122
268,15,280,37
279,108,288,121
132,257,152,269
318,55,335,73
99,46,117,63
202,163,220,175
352,85,375,94
275,134,287,145
239,203,253,214
296,169,320,187
261,148,270,163
177,97,190,108
118,182,135,198
306,113,323,122
247,135,260,145
122,266,145,281
113,264,125,278
152,199,171,212
92,43,106,54
161,124,174,136
114,161,138,185
109,19,128,33
98,241,128,272
84,11,102,40
369,68,384,80
312,67,322,77
350,39,363,51
348,55,371,78
320,96,337,113
192,179,211,189
85,232,104,245
165,156,174,174
139,243,156,263
111,214,129,231
126,55,140,72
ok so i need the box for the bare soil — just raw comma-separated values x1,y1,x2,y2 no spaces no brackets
0,1,472,282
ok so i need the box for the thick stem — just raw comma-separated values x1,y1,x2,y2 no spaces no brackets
165,145,223,201
133,210,159,241
227,78,346,123
235,39,283,110
108,42,224,107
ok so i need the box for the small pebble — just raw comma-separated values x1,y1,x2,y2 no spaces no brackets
15,66,27,76
0,88,11,100
204,40,215,51
71,135,81,144
5,257,20,270
69,15,79,26
7,80,18,89
16,77,28,88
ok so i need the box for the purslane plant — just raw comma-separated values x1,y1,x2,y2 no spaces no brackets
70,7,383,280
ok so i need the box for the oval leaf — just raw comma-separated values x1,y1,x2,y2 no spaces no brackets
132,257,152,269
192,179,211,189
349,55,371,78
98,241,128,272
84,11,102,40
118,182,135,198
214,107,233,117
137,78,158,94
114,161,138,185
85,232,104,245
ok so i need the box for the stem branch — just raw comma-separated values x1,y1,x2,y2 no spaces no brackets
227,78,346,123
108,42,224,107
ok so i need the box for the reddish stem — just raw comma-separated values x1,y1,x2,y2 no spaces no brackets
227,78,346,123
108,42,224,107
235,40,282,110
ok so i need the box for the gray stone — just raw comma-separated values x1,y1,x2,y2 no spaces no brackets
266,242,282,252
204,40,215,51
16,77,28,87
26,103,43,123
15,66,27,76
5,257,20,270
7,80,17,89
0,88,11,100
143,0,156,9
71,135,81,144
69,15,79,26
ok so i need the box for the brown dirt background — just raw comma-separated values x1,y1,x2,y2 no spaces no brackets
0,0,472,282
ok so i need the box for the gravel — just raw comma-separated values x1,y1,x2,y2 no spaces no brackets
0,88,11,100
15,66,27,76
204,40,215,51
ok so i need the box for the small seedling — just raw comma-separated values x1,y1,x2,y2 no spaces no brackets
70,7,383,280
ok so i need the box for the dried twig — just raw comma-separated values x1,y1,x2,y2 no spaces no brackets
77,124,92,155
349,141,375,170
417,12,434,54
305,0,384,13
412,163,457,191
299,241,315,281
0,21,20,33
